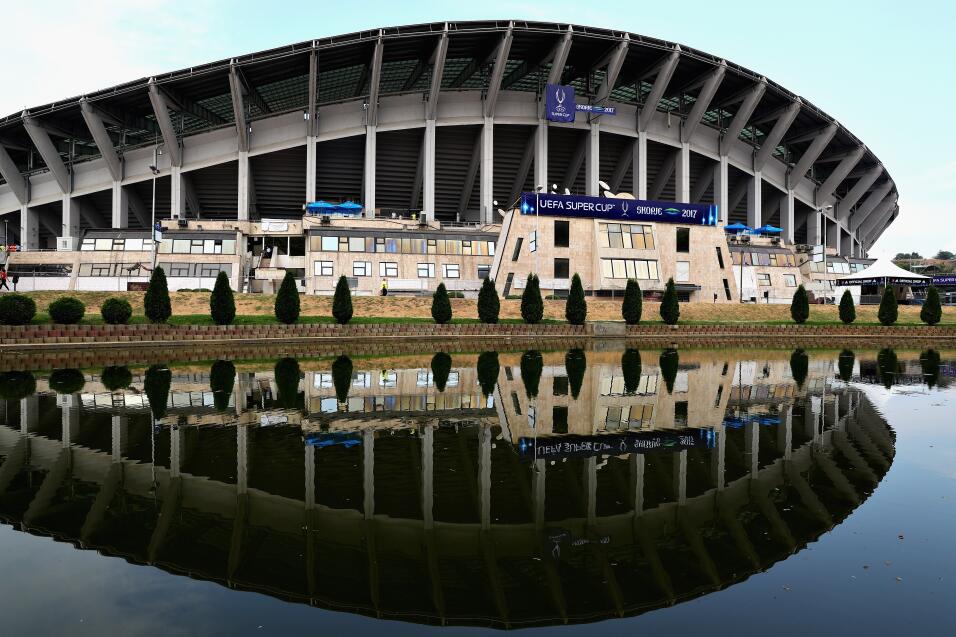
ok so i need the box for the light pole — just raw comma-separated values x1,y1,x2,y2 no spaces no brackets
149,149,160,270
534,184,544,281
818,205,833,303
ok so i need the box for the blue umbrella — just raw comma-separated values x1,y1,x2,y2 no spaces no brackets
757,224,782,234
305,200,335,214
336,201,364,215
724,222,750,233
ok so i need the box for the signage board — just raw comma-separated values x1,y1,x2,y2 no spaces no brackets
519,192,718,226
517,429,714,461
811,245,825,263
575,103,616,116
545,83,575,123
932,275,956,286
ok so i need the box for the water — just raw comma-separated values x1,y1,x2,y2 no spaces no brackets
0,346,953,635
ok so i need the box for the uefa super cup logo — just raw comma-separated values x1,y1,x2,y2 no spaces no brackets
554,86,567,114
621,201,629,217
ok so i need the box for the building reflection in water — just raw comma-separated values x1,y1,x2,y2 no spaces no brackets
0,348,902,629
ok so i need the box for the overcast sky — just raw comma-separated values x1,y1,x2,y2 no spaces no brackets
2,0,950,258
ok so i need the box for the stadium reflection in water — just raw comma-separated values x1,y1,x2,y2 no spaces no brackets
0,348,903,629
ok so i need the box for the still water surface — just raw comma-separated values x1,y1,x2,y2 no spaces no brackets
0,347,953,635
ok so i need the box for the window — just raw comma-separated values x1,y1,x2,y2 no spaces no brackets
599,223,654,250
723,278,732,300
477,264,491,279
554,220,570,247
353,261,372,277
442,263,460,279
676,227,690,253
511,237,523,261
552,406,568,434
349,237,366,252
676,261,690,283
529,231,537,253
783,274,797,287
716,246,725,269
289,237,305,256
757,273,771,286
418,263,435,278
172,239,190,254
320,236,338,251
600,259,659,280
379,261,398,277
552,376,568,396
314,261,333,276
554,258,570,279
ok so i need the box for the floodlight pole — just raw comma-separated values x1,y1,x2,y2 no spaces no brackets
149,148,160,270
534,185,544,283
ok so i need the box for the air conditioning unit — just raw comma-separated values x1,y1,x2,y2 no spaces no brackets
418,213,428,227
56,237,77,251
321,215,332,225
177,218,188,228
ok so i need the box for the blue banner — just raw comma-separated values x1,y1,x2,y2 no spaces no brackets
517,429,714,461
932,275,956,286
519,192,718,226
545,83,575,123
575,103,616,116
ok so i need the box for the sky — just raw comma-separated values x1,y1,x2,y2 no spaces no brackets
1,0,952,258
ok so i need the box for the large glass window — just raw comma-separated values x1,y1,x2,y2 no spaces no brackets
554,258,570,279
758,273,771,286
442,264,460,279
353,261,372,277
676,227,690,253
676,261,690,282
511,237,523,261
320,236,338,251
289,236,305,256
783,274,797,287
554,221,570,248
314,261,333,276
599,223,654,249
600,259,659,280
418,263,435,278
379,261,398,277
478,264,491,279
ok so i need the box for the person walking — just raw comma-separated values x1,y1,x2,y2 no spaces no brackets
380,279,388,296
0,266,9,291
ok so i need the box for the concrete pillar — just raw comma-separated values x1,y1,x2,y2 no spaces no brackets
170,427,182,478
237,425,248,495
305,444,315,509
20,205,39,250
631,454,645,515
170,166,186,218
422,425,434,529
747,172,762,228
585,123,600,196
423,119,437,215
111,415,127,462
20,395,38,434
479,425,491,529
62,195,79,238
363,125,376,217
533,459,546,527
636,131,648,199
783,406,793,460
363,428,374,519
305,136,317,203
713,427,726,490
675,142,690,203
480,116,494,223
534,121,548,191
806,209,822,246
111,182,129,228
237,151,250,221
715,156,729,224
61,406,79,448
745,422,759,478
585,456,597,525
827,219,840,251
675,450,687,505
780,190,795,244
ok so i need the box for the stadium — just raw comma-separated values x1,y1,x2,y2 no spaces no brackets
0,20,899,301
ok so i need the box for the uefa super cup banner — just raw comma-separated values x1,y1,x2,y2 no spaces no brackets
519,192,719,226
545,83,575,123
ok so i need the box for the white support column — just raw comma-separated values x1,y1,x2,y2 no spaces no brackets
533,459,546,528
423,119,437,216
363,429,374,519
363,125,376,217
170,166,186,218
806,209,822,246
635,131,648,199
237,151,250,221
534,121,548,190
305,138,317,203
746,172,762,228
780,190,795,244
675,142,690,203
62,195,79,239
111,415,127,462
715,156,729,224
20,205,39,250
20,395,38,434
632,454,645,515
746,423,759,478
111,182,129,228
783,407,793,460
585,456,597,525
61,405,79,448
585,122,600,196
237,425,248,495
675,450,687,505
480,117,494,223
170,427,182,478
479,425,491,530
422,425,434,529
714,427,726,491
305,444,316,509
828,221,841,251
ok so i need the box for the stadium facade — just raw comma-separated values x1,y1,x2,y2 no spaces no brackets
0,21,897,300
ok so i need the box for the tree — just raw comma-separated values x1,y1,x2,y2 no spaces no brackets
274,357,301,408
431,283,453,324
210,271,236,325
622,279,642,325
565,273,587,325
331,355,353,404
209,360,236,411
49,369,85,395
659,278,680,325
838,350,855,383
144,266,172,324
520,350,543,399
934,250,954,261
878,286,898,326
274,271,301,324
332,275,353,325
659,348,679,393
895,252,923,260
0,293,37,325
48,297,86,324
838,289,856,324
101,366,133,391
0,372,36,401
622,349,642,394
790,285,810,324
921,285,942,325
790,349,809,389
431,352,452,391
877,348,899,389
477,278,500,324
144,364,171,420
521,274,543,324
101,297,132,325
565,349,586,399
921,349,941,389
476,352,500,397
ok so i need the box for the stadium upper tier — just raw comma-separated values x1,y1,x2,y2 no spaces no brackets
0,20,897,255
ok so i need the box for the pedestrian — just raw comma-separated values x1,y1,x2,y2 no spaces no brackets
380,279,388,296
0,267,9,291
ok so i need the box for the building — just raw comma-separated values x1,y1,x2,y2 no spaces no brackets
0,21,892,298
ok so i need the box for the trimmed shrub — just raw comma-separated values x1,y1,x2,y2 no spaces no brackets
431,283,453,324
565,349,587,399
101,297,132,325
274,271,301,324
838,290,856,325
209,360,236,411
476,351,500,397
101,366,133,391
431,352,452,392
878,286,898,326
520,350,543,399
659,348,679,393
790,349,809,389
659,278,680,325
790,285,810,325
0,293,36,325
274,357,301,408
621,349,642,394
838,350,855,383
477,278,500,324
565,273,587,325
877,348,899,389
49,296,85,324
521,274,544,324
921,285,942,326
0,371,36,401
144,364,171,419
210,271,236,325
921,349,941,389
144,266,172,324
49,369,85,395
622,279,642,325
332,275,353,324
331,355,353,404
